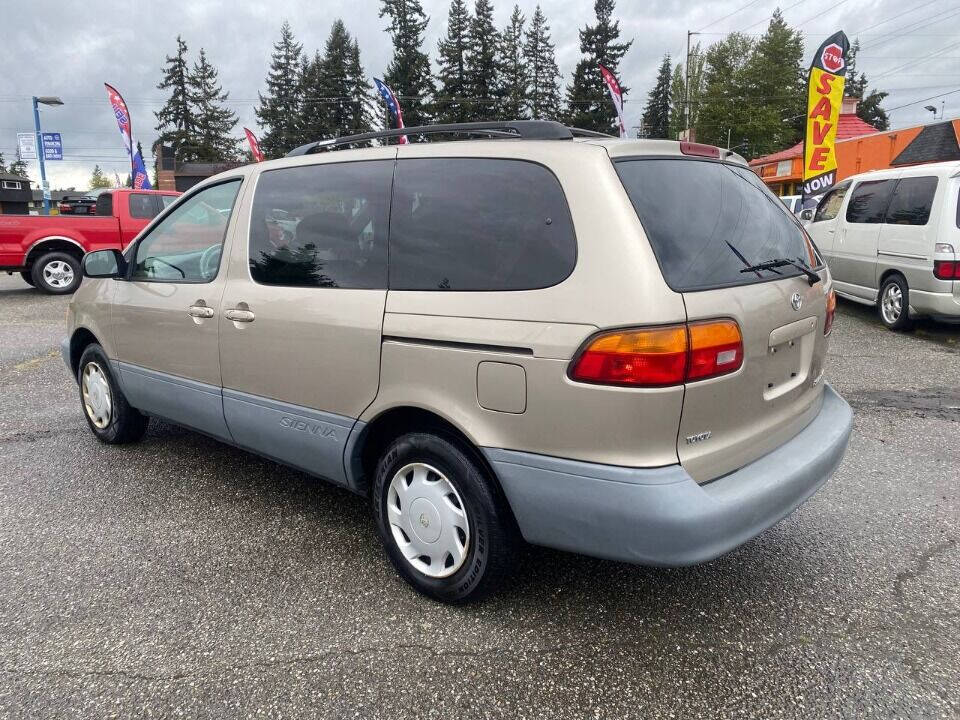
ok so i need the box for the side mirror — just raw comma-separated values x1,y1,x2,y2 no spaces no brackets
82,249,126,279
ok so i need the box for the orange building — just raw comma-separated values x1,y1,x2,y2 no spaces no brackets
750,97,960,196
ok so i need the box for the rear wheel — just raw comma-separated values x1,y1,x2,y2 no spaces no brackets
878,274,912,331
77,344,149,444
372,432,517,603
31,251,82,294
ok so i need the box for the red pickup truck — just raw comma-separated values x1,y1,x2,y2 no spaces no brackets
0,189,179,294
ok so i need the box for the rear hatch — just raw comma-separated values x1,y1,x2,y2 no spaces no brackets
616,156,831,483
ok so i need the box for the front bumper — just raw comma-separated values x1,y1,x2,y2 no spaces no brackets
484,384,853,566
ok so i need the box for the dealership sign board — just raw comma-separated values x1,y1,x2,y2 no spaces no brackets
17,132,37,160
802,31,850,201
42,132,63,160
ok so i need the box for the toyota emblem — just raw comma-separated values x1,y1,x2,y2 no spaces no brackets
791,292,803,311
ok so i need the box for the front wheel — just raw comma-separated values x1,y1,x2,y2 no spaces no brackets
372,432,517,603
878,274,913,331
32,251,82,294
77,344,149,444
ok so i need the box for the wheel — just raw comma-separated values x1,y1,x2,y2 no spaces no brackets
19,271,35,287
31,251,82,294
77,344,149,444
878,274,913,331
372,432,517,603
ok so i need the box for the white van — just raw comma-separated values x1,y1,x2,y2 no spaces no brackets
807,162,960,329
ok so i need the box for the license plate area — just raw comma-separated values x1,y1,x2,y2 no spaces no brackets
764,316,817,400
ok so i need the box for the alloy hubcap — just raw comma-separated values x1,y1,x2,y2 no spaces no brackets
881,284,902,323
386,462,470,578
81,362,112,429
43,260,74,288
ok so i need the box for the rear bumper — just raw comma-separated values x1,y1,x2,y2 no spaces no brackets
909,287,960,319
484,384,853,566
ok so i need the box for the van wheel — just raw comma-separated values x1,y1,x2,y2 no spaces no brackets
32,252,82,294
77,344,149,444
372,432,516,603
878,274,912,331
19,271,35,287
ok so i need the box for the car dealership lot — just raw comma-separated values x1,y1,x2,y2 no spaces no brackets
0,273,957,719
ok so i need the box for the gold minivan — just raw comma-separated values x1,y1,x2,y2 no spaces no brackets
64,121,853,602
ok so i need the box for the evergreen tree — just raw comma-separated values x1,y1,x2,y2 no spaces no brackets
642,55,671,138
845,40,889,130
465,0,500,121
255,21,304,157
189,48,239,161
380,0,435,128
346,39,377,136
435,0,472,123
669,42,704,140
498,5,528,120
155,36,196,160
298,50,329,142
523,5,562,120
9,159,28,178
740,9,805,156
89,165,111,189
0,151,6,173
564,0,633,133
694,33,754,151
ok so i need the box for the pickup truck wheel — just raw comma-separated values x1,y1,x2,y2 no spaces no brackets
372,432,517,603
32,252,81,294
77,344,149,444
19,271,35,287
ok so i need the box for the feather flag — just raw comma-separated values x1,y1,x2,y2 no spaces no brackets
244,127,264,162
802,32,850,201
132,149,152,189
373,78,408,145
599,64,626,138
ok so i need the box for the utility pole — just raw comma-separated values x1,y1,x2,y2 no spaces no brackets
684,31,700,140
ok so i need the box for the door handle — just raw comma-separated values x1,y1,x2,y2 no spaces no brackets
188,304,215,319
224,308,255,323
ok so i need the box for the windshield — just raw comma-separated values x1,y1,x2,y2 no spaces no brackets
615,158,816,292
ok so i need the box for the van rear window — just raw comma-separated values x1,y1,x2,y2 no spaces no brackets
615,159,813,292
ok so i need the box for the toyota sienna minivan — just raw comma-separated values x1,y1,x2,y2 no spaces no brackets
64,121,853,602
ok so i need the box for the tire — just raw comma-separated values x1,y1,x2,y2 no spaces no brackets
31,251,82,295
19,271,34,287
372,432,517,603
877,274,913,331
77,344,149,444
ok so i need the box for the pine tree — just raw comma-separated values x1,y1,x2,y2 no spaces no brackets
255,21,304,157
297,51,322,142
498,5,528,120
9,159,28,178
740,10,805,156
435,0,472,123
189,48,239,161
89,165,111,189
564,0,633,133
845,40,889,131
694,33,754,152
380,0,435,128
346,39,376,136
523,5,562,120
465,0,500,121
0,151,6,173
642,55,671,138
155,36,196,160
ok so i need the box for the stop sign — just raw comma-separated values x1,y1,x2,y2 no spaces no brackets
821,43,845,73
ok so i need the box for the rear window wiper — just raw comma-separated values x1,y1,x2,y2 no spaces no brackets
740,257,821,286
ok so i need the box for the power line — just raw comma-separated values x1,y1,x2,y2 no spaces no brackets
884,87,960,113
849,0,939,35
872,38,960,80
697,0,766,32
739,0,807,32
860,7,960,50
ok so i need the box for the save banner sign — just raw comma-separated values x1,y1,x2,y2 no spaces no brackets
802,31,850,201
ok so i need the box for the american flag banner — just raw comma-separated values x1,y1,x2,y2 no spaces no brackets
598,64,627,138
373,78,408,145
244,127,265,162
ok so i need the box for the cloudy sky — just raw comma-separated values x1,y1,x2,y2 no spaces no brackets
2,0,957,190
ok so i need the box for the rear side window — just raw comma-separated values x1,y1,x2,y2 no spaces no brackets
128,193,156,219
813,184,849,222
249,161,392,289
885,176,937,226
389,158,576,291
615,159,812,291
95,193,113,216
160,195,177,209
846,179,896,224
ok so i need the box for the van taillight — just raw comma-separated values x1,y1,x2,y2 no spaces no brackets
680,141,721,159
934,260,958,280
824,289,837,336
569,320,743,387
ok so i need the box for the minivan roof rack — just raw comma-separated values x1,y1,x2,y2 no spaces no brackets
286,120,614,156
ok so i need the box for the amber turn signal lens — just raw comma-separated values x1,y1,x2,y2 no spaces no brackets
687,319,744,381
824,289,837,336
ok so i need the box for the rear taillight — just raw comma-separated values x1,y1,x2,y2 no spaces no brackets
57,203,69,213
934,260,958,280
824,289,837,336
569,320,743,388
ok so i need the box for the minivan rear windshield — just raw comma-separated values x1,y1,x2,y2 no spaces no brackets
615,158,815,292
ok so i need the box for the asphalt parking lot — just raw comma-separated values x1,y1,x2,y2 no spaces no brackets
0,273,957,719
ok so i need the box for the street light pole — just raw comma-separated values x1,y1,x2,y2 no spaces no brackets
31,95,63,216
31,97,49,215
